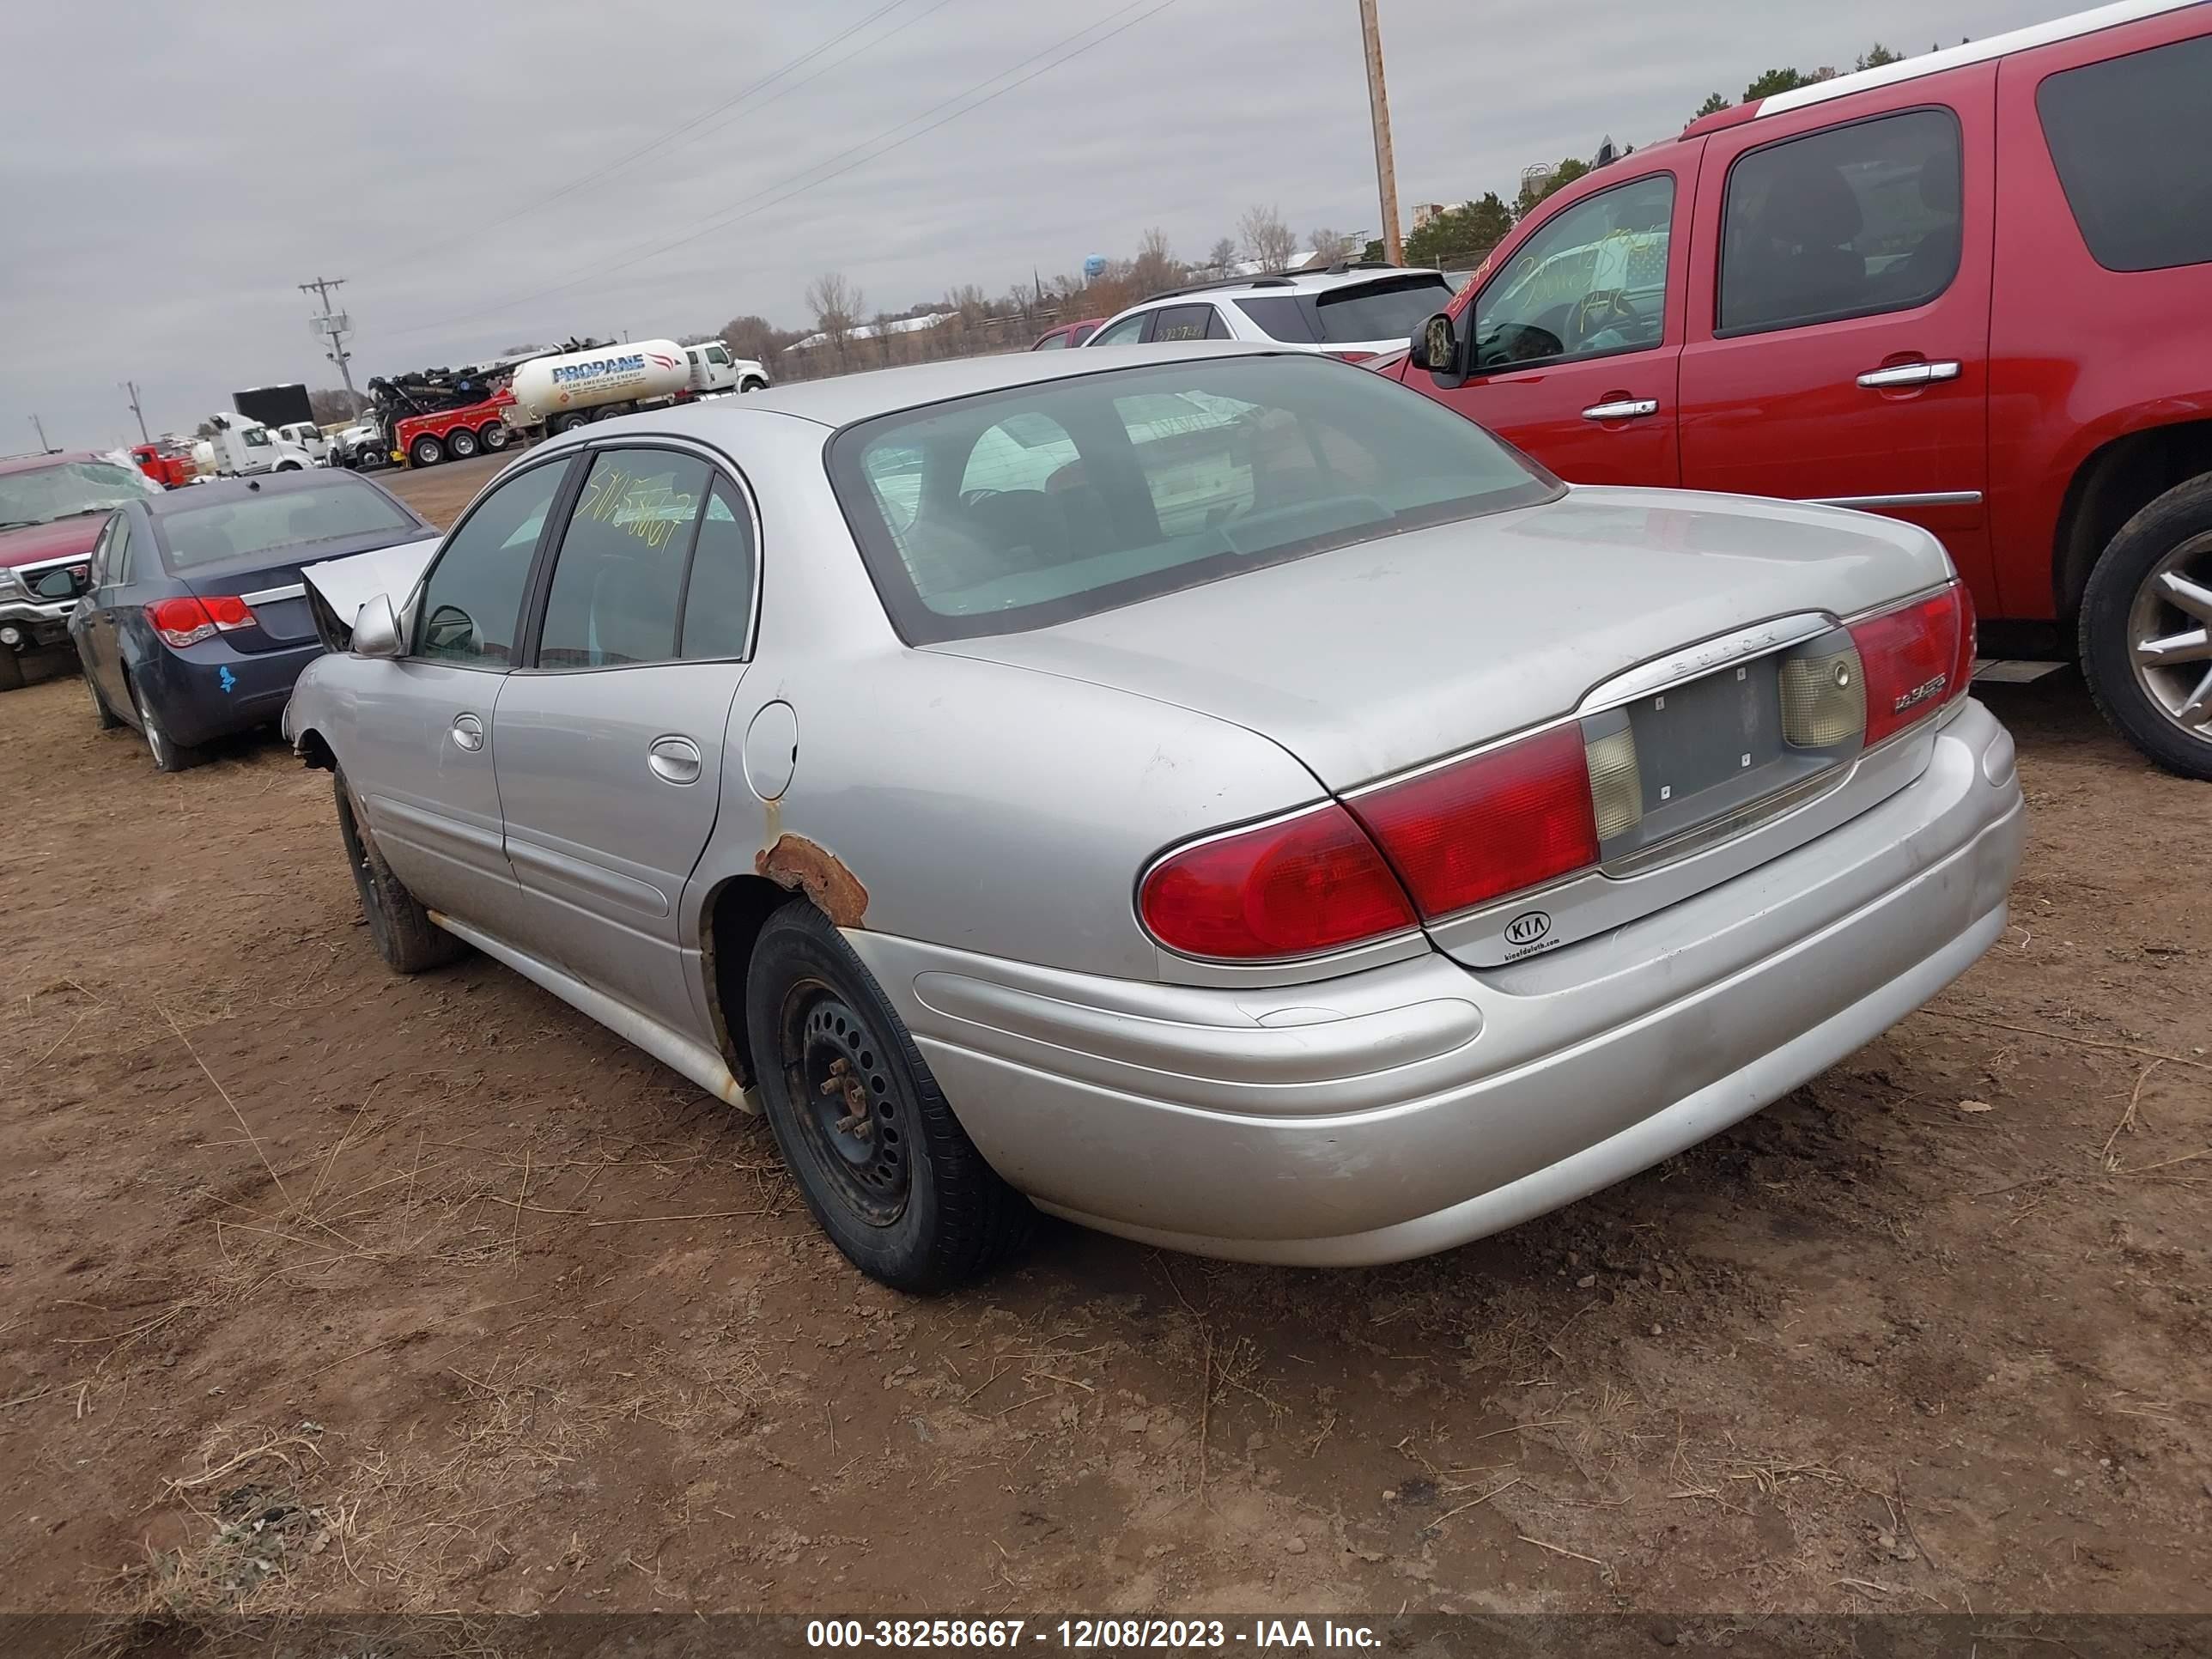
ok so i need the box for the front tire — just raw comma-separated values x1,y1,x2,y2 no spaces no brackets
2080,472,2212,780
410,434,446,468
740,378,768,394
332,769,465,973
133,680,203,773
0,651,22,693
745,902,1031,1293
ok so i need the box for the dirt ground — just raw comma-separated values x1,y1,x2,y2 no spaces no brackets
2,451,2207,1627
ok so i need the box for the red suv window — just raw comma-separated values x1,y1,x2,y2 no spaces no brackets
2035,32,2212,273
1717,108,1964,336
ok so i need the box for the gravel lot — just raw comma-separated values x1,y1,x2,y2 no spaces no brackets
2,451,2206,1624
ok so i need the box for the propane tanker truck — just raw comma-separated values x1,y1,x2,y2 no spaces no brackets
355,338,769,469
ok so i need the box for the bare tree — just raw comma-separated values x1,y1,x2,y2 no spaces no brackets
805,271,865,368
1239,204,1299,272
1130,227,1183,300
1308,227,1358,264
1205,236,1240,275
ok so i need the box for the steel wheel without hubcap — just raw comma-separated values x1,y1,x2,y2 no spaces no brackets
2129,530,2212,739
782,986,908,1226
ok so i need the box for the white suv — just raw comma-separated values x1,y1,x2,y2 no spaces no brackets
1083,264,1455,362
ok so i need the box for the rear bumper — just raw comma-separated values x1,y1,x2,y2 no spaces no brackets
140,635,323,745
846,699,2026,1267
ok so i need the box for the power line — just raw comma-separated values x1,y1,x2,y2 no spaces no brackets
412,0,927,258
395,0,1181,338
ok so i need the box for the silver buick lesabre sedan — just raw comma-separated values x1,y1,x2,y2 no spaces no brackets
285,344,2025,1292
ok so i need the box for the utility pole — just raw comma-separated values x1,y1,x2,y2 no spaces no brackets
122,381,149,444
29,414,51,452
300,276,358,401
1358,0,1404,266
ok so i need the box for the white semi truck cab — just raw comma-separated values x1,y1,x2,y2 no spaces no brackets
191,414,316,479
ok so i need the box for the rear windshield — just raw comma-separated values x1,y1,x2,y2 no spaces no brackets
829,354,1559,643
159,479,416,570
1236,274,1453,344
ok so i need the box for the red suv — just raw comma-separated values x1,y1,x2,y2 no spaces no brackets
1393,0,2212,776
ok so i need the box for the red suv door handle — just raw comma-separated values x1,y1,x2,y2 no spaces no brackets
1856,360,1961,389
1581,398,1659,422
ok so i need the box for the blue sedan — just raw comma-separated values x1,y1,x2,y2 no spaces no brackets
69,469,435,771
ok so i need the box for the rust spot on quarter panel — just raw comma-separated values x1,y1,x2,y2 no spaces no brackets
757,834,869,928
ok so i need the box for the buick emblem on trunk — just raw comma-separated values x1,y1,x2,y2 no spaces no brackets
1504,910,1553,946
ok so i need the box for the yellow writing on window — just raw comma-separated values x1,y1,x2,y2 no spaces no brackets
579,465,698,551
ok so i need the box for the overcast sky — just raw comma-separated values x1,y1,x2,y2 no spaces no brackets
5,0,2060,449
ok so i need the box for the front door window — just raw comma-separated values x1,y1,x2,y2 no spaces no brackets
1470,173,1675,370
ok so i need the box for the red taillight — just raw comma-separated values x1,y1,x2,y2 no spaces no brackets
147,596,215,647
1139,804,1417,961
202,592,255,629
1850,585,1966,745
1352,723,1600,919
1328,349,1377,363
146,594,254,648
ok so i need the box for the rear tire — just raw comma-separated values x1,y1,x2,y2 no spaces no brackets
0,651,23,693
410,434,446,468
551,412,590,435
332,769,465,974
447,426,479,460
745,901,1032,1293
133,679,203,773
479,422,511,452
2079,471,2212,781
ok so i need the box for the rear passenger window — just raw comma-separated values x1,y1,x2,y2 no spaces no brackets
678,480,756,659
2037,34,2212,273
1151,305,1215,343
537,450,711,669
1718,108,1962,336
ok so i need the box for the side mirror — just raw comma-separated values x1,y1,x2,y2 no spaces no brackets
352,592,401,659
1408,313,1466,385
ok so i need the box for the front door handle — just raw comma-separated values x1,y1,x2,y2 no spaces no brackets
648,734,703,786
450,713,485,753
1856,360,1960,389
1582,398,1659,422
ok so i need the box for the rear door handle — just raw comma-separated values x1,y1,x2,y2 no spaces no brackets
450,713,485,753
648,734,703,786
1856,360,1960,388
1582,398,1659,422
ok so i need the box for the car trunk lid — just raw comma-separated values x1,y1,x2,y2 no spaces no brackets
174,527,432,653
933,487,1951,789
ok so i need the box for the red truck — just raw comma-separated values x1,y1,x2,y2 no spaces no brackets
1394,0,2212,776
0,451,160,692
130,441,198,490
392,389,519,470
